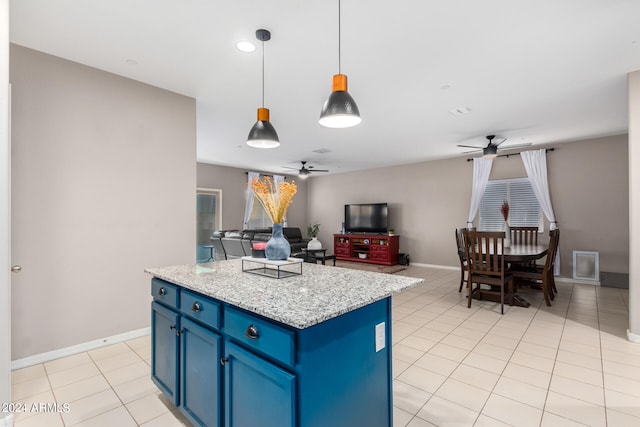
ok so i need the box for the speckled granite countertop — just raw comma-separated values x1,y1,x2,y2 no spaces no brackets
145,259,423,329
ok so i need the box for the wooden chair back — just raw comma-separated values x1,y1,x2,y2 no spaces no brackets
464,231,507,279
510,226,539,245
545,229,560,272
455,228,467,261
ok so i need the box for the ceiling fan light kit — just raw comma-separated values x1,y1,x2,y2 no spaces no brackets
319,0,361,128
483,144,498,158
282,161,329,178
458,134,532,159
247,29,280,149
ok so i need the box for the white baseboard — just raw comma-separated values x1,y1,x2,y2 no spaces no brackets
11,327,150,371
0,413,14,427
408,262,458,270
407,263,602,286
627,329,640,343
555,276,601,286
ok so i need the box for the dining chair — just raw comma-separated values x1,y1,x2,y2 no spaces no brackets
548,229,560,295
510,226,539,245
455,228,468,292
509,229,559,306
463,230,514,314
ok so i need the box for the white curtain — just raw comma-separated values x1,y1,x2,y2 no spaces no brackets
243,171,260,229
467,158,493,227
520,149,560,275
273,174,287,226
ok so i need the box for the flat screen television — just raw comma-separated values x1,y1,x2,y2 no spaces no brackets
344,203,388,233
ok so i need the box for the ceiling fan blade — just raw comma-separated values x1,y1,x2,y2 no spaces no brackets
457,144,483,149
461,149,482,155
499,142,532,150
310,169,329,172
281,166,299,170
494,138,508,147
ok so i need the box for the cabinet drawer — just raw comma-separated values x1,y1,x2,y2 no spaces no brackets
224,306,295,367
370,251,389,260
181,290,221,331
336,247,350,256
370,245,389,253
151,278,179,309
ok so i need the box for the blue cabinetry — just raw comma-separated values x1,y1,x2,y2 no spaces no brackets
224,341,295,427
150,277,392,427
151,301,179,405
180,317,222,427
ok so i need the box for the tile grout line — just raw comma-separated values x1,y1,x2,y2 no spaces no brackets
537,282,572,427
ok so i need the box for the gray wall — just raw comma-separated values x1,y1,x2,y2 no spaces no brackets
10,45,196,359
307,135,629,276
197,162,308,232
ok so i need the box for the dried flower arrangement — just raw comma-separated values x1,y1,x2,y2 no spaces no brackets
500,201,509,221
251,176,297,224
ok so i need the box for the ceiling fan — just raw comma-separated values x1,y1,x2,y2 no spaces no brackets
457,135,532,158
283,161,329,178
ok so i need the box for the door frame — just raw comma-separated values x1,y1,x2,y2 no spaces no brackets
2,0,13,423
197,187,222,233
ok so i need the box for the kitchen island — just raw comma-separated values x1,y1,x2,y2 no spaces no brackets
146,259,423,427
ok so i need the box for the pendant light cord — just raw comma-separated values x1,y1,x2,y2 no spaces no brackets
261,38,265,108
338,0,341,74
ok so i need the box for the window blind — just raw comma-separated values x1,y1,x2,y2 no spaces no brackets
478,178,542,231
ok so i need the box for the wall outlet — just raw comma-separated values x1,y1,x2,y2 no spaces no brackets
375,322,385,352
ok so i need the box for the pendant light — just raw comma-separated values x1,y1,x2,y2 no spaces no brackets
319,0,361,128
247,29,280,148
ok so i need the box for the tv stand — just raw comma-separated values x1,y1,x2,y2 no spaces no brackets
334,234,399,266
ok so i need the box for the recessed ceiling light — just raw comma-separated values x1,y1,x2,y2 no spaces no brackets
125,59,138,66
236,41,256,53
440,84,451,90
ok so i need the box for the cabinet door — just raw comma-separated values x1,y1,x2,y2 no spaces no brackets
224,341,296,427
151,302,180,406
180,317,222,427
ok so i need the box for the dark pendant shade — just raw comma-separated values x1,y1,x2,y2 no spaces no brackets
247,107,280,148
319,74,361,128
246,29,280,148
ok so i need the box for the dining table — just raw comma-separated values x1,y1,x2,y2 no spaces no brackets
472,243,548,308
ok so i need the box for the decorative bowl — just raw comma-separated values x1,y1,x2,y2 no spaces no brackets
358,253,367,259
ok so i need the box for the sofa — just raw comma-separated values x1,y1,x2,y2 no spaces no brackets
211,227,310,258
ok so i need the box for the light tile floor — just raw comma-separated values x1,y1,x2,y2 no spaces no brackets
9,265,640,426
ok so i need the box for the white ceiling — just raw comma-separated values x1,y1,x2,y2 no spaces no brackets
10,0,640,175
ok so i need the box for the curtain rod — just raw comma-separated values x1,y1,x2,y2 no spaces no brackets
244,172,288,179
466,147,554,162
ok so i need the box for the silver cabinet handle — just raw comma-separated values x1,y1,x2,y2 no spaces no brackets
244,324,259,340
158,287,166,296
11,265,22,273
220,357,229,365
192,302,202,313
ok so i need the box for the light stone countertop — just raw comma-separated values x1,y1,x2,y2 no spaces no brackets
145,259,423,329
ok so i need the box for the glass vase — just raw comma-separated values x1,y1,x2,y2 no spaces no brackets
503,221,511,248
266,223,291,260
